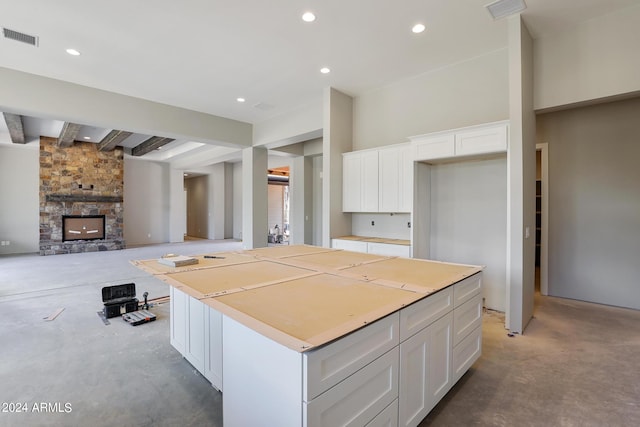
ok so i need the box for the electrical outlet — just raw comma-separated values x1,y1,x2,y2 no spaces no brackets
371,221,375,226
407,222,411,228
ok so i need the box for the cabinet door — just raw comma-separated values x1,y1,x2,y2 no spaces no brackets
204,306,223,391
343,153,363,212
367,242,410,258
185,296,206,373
413,134,455,161
454,124,507,156
332,238,368,254
378,147,400,213
362,150,379,212
170,287,187,355
399,312,452,427
398,145,414,213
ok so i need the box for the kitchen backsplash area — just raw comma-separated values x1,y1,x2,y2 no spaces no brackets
351,213,411,240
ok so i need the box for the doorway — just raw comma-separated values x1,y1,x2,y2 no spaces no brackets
536,143,549,295
268,167,290,245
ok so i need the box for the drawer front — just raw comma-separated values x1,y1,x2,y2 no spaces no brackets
366,399,398,427
399,287,453,342
453,294,483,346
414,134,455,161
305,348,399,427
304,313,399,401
452,325,482,384
453,273,482,307
367,242,411,258
332,239,368,254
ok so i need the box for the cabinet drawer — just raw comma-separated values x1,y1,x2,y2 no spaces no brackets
367,242,411,258
332,239,368,254
453,294,483,346
366,399,398,427
305,348,399,427
399,287,452,342
453,273,482,307
303,312,399,401
414,134,455,161
452,325,482,384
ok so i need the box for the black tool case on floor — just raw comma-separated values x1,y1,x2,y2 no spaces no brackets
102,283,139,318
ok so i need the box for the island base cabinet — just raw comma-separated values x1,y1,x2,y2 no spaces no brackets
399,312,453,427
169,286,187,355
452,325,482,384
366,399,398,427
304,348,399,427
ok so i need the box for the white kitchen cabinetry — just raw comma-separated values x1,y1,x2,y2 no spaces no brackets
331,238,368,253
343,144,412,213
378,144,413,213
170,287,223,391
367,241,411,258
332,238,411,258
412,121,508,162
343,150,379,212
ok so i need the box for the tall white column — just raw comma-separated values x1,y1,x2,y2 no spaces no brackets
242,147,268,249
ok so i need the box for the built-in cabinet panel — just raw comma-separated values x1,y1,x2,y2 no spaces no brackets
362,151,380,212
414,134,455,161
204,308,223,391
185,297,206,372
170,286,187,354
452,326,482,384
343,150,379,212
453,294,483,347
455,124,507,156
331,238,368,253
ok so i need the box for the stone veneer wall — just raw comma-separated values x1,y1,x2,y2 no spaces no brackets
39,137,125,255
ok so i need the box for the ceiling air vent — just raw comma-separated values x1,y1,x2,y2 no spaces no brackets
485,0,527,20
253,102,275,111
2,27,39,46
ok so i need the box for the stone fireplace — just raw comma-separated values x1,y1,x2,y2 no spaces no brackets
39,137,125,255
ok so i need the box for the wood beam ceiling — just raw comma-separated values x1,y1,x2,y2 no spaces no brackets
57,122,82,147
131,136,175,156
97,130,132,152
2,113,26,144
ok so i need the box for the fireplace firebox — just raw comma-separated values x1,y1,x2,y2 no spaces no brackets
62,215,106,242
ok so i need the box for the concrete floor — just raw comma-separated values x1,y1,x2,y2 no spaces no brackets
1,241,639,426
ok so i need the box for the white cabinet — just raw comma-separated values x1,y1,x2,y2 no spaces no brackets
412,121,508,162
343,143,412,213
332,239,411,258
170,287,223,391
331,238,368,253
399,312,453,427
343,150,379,212
367,242,411,258
378,144,413,213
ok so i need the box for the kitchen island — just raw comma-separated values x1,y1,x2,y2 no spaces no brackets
133,245,483,427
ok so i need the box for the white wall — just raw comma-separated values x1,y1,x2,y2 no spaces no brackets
352,213,411,240
534,4,640,111
352,49,509,150
429,158,508,312
312,156,323,246
0,143,39,254
123,157,170,245
253,100,323,147
537,97,640,310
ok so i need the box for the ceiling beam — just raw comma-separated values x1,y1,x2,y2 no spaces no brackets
97,130,133,152
2,113,26,144
131,136,175,156
57,122,82,147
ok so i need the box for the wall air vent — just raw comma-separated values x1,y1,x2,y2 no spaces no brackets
485,0,527,20
2,27,39,46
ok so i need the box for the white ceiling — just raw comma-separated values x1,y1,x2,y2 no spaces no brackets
2,0,640,166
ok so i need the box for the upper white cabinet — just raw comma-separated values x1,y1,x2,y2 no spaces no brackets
343,150,379,212
411,121,508,162
343,143,412,213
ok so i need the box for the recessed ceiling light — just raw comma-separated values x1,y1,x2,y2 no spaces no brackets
237,97,246,103
412,23,426,34
302,12,316,22
83,136,91,140
320,67,330,74
66,48,81,56
184,173,189,177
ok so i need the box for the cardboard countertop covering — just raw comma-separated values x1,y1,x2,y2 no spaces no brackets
334,235,411,246
133,245,481,352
